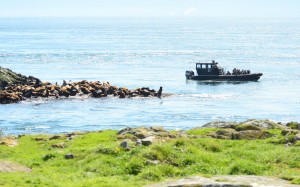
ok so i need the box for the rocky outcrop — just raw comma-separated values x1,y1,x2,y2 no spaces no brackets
202,119,284,130
286,121,300,130
115,120,300,147
145,175,300,187
0,67,165,104
202,121,239,128
0,66,40,90
0,79,164,104
117,127,186,147
195,120,300,144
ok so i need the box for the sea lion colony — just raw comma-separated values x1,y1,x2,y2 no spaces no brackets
0,78,163,104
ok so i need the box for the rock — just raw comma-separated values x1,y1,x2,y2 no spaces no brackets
150,126,165,132
136,139,142,146
236,130,271,140
208,128,271,140
202,120,285,130
285,142,293,147
118,127,151,139
0,137,18,147
0,67,30,89
281,129,299,136
65,153,74,159
203,121,238,128
286,121,300,130
117,127,180,145
234,124,261,131
141,136,156,146
146,160,160,165
17,134,25,138
0,161,31,172
33,137,47,141
242,119,282,129
43,154,56,161
120,141,130,149
294,133,300,142
144,175,300,187
66,131,84,140
51,142,65,148
135,132,148,139
49,135,64,140
117,127,132,135
209,128,239,140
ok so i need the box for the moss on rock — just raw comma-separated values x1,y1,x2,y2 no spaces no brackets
234,124,262,131
0,67,29,89
286,122,300,130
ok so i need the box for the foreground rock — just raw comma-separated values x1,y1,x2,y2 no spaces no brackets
0,136,18,147
0,161,31,172
202,119,285,129
115,119,300,148
196,119,287,140
192,119,300,145
145,175,300,187
117,127,186,147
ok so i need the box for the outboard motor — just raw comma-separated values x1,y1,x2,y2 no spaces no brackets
185,70,194,79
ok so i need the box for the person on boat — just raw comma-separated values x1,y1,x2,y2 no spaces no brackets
232,68,237,75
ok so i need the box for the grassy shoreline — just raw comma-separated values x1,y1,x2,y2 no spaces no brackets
1,121,300,187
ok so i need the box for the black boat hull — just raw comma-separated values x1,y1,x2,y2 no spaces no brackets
187,73,263,81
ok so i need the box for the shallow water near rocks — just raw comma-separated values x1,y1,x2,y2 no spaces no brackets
0,18,300,135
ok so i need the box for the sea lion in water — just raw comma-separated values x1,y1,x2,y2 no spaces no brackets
157,86,163,98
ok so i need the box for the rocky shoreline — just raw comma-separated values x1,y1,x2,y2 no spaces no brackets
115,119,300,148
1,119,300,186
1,119,299,147
0,66,164,104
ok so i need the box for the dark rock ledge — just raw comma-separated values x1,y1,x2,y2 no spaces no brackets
0,66,164,104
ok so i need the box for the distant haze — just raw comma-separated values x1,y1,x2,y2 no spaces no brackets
0,0,299,18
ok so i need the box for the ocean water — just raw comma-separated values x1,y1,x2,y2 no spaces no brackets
0,18,300,135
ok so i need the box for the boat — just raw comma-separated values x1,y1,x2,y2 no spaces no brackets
185,61,263,81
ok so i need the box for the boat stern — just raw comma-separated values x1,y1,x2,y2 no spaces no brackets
185,70,194,79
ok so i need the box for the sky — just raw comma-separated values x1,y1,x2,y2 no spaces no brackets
0,0,299,18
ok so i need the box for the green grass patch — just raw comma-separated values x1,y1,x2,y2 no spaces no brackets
1,130,300,186
186,128,219,135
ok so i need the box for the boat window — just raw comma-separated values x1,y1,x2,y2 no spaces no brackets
196,64,201,68
201,64,206,69
207,64,212,72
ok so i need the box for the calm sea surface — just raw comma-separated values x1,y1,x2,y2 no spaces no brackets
0,18,300,135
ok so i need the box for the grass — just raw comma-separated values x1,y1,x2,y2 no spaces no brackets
0,129,300,186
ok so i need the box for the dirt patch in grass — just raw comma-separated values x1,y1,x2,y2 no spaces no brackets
0,161,31,172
